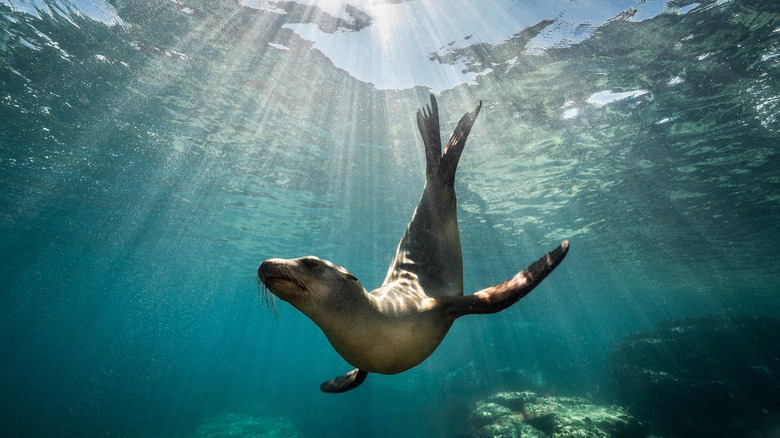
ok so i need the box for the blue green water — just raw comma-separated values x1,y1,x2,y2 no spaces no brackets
1,0,779,436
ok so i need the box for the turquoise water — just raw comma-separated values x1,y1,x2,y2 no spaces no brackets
1,0,779,436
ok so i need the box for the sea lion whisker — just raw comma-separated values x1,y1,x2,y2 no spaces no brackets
257,276,281,320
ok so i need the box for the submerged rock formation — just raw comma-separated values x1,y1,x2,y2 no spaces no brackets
470,391,645,437
610,314,780,438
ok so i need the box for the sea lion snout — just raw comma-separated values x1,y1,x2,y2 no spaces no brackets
257,258,284,283
258,259,305,291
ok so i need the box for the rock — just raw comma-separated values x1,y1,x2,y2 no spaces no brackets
470,391,645,437
472,402,514,428
484,391,539,412
474,421,547,438
610,314,780,438
188,413,300,438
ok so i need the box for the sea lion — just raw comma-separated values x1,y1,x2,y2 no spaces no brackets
258,95,569,393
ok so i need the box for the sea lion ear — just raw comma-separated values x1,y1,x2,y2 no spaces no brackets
320,369,368,393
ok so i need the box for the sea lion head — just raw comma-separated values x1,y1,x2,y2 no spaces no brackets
258,256,366,316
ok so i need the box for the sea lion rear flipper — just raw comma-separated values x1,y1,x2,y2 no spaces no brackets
444,241,569,318
417,95,442,177
320,368,368,393
441,99,481,187
417,95,482,187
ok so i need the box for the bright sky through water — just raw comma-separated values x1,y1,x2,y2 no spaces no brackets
250,0,679,90
5,0,699,90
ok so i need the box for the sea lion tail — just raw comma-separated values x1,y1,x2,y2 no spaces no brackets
416,95,482,187
442,241,569,319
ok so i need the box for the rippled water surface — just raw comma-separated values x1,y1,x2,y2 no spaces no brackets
2,0,779,436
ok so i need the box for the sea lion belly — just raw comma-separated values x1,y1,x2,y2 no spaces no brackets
325,303,453,375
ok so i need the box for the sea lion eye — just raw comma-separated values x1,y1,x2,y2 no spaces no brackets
300,258,319,269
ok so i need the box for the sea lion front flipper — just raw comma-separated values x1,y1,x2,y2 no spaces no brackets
320,368,368,393
443,241,569,319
